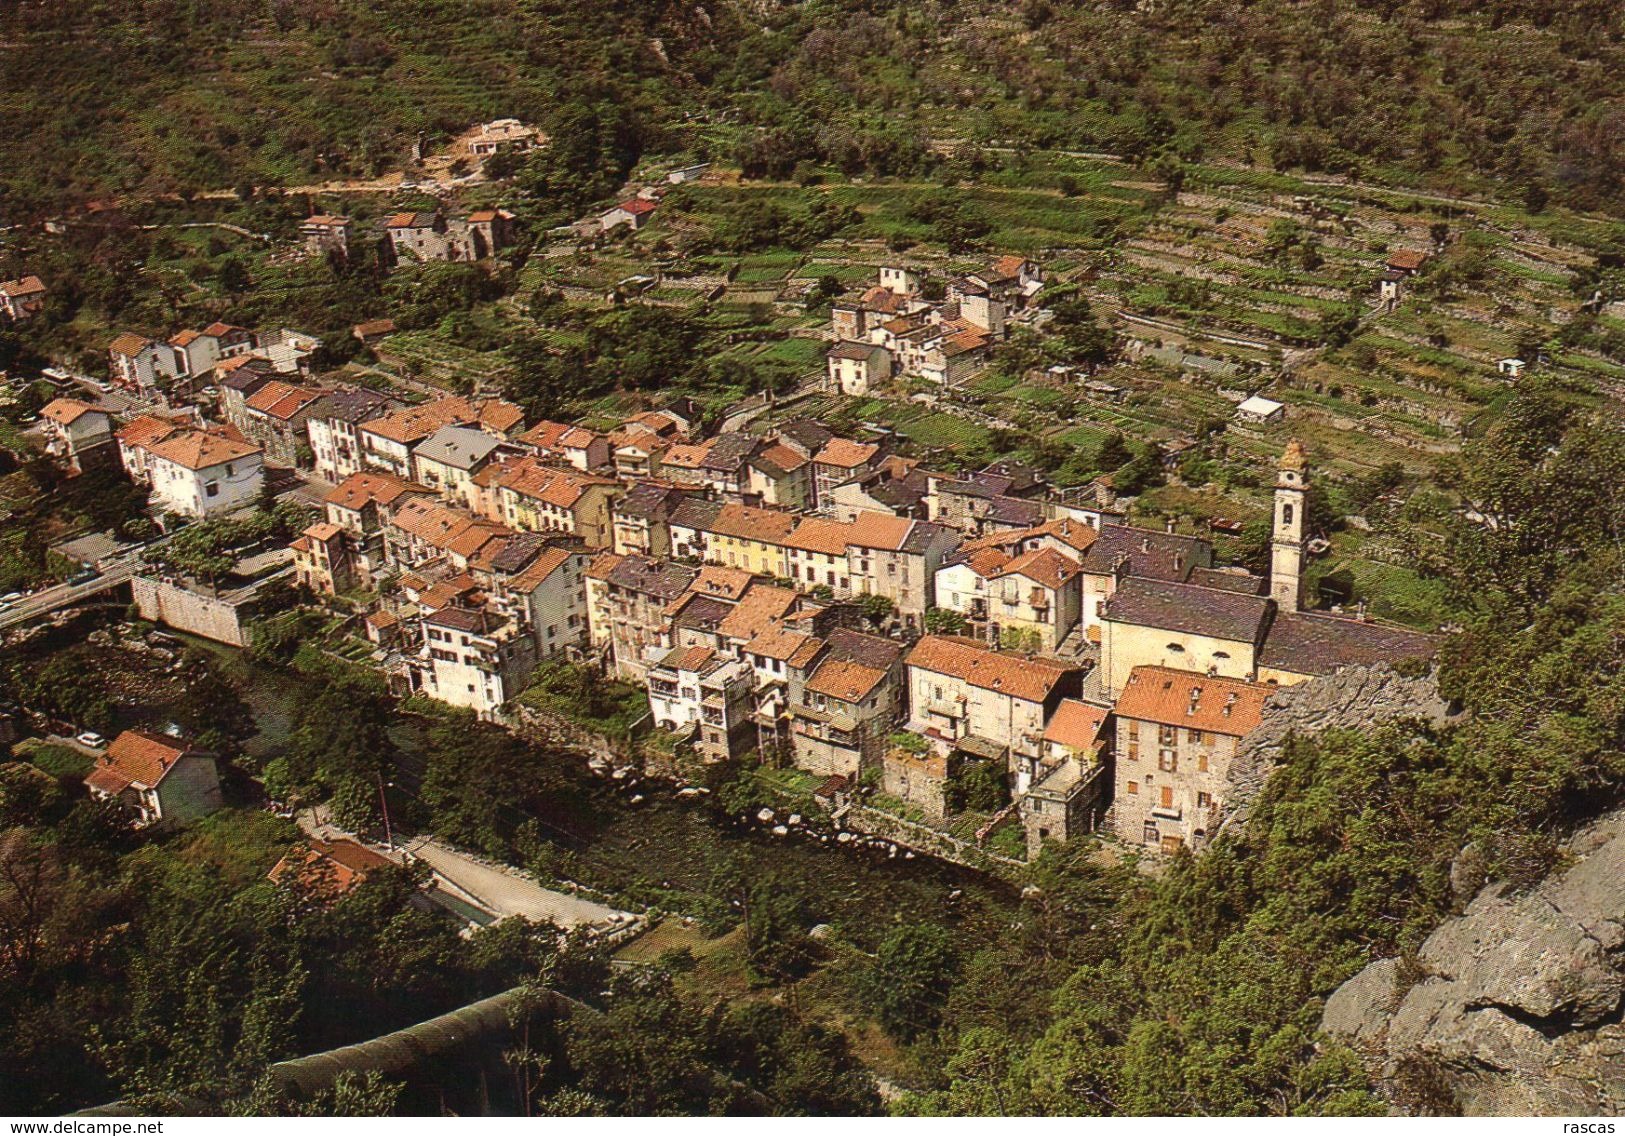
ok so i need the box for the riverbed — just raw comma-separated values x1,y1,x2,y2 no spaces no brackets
224,646,1022,953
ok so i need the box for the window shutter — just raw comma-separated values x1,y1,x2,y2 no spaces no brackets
1160,785,1173,808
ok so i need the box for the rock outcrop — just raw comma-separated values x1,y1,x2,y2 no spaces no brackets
1221,664,1455,832
1322,809,1625,1115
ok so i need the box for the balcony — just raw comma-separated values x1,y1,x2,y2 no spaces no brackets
1151,802,1182,821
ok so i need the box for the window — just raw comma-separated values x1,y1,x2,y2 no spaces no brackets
1142,821,1158,844
1158,724,1177,746
1281,502,1294,527
1158,750,1177,772
1160,785,1174,809
1165,642,1185,653
1198,752,1209,773
1188,729,1204,745
1127,742,1139,762
1126,780,1138,795
1197,791,1212,809
205,482,220,497
1126,721,1139,742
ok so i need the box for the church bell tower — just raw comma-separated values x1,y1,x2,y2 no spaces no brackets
1270,439,1308,609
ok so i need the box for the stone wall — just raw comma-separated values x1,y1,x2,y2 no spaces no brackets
131,576,251,647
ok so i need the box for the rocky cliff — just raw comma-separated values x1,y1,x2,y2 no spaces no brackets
1322,809,1625,1115
1220,663,1455,833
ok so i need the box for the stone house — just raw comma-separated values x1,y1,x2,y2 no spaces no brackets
0,275,47,321
237,380,331,466
826,341,893,396
1110,666,1270,855
411,606,536,719
39,398,115,473
904,634,1082,789
1019,698,1110,855
301,214,352,257
788,629,906,781
306,388,396,483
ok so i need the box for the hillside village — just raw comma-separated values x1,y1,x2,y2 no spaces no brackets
5,191,1442,859
3,0,1625,1117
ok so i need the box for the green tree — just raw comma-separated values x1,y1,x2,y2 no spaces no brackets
861,923,958,1042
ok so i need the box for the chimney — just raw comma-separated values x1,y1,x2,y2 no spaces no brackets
1141,537,1151,553
1173,553,1184,574
1165,518,1176,534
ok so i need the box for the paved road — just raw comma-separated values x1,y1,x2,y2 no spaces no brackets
404,837,627,929
298,809,628,930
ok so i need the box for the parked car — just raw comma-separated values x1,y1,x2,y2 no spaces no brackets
75,732,106,748
66,567,100,585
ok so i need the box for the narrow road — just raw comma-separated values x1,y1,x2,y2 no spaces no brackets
403,837,629,929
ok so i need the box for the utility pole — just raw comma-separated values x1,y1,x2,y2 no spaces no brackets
377,771,394,852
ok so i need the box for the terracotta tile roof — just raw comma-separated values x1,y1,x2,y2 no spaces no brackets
498,460,615,510
143,427,261,470
1387,248,1428,271
1043,698,1107,750
788,635,828,670
611,198,658,217
743,624,815,662
390,498,509,558
508,546,578,593
845,512,915,551
387,211,439,229
716,584,800,641
689,565,757,601
108,332,153,357
302,521,342,542
201,322,250,339
168,329,201,347
805,658,887,704
1103,576,1273,644
116,414,182,449
41,398,102,426
517,420,601,451
995,547,1081,591
986,255,1029,281
814,437,880,469
785,517,851,556
660,644,717,673
660,440,713,470
585,551,625,581
245,380,325,421
859,286,905,314
709,502,797,545
905,634,1074,703
304,214,350,226
416,573,480,612
0,274,45,296
360,396,524,446
84,730,196,795
751,442,807,476
324,471,432,511
476,398,525,434
1114,665,1270,737
268,838,391,895
353,318,397,338
466,210,498,223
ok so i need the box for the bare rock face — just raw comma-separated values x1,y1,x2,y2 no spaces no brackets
1321,810,1625,1115
1221,664,1455,833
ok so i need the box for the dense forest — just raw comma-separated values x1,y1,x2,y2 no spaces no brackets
1,0,1623,218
